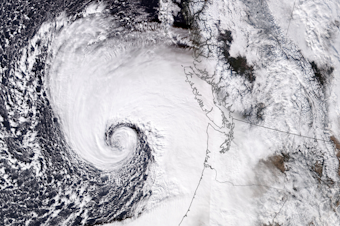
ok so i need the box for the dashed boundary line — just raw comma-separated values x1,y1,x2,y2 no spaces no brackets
233,118,332,143
178,80,333,226
286,1,296,36
179,46,333,225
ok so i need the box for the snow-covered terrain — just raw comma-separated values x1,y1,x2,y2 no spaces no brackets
186,0,340,225
1,0,340,225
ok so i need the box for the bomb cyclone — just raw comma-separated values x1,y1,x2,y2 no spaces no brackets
0,0,219,223
2,0,340,225
0,0,159,225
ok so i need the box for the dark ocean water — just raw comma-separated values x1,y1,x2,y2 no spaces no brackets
0,1,177,225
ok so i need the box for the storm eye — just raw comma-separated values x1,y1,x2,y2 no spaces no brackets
42,8,215,224
105,124,138,154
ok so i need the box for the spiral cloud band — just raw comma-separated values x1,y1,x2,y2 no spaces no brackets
40,5,213,224
3,0,340,225
46,14,167,171
0,0,224,223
